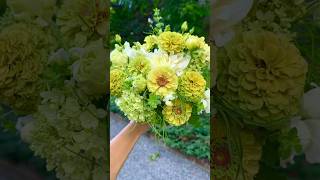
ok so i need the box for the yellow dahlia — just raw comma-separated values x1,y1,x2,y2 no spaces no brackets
163,99,192,126
110,69,126,97
178,71,206,102
147,66,178,97
158,31,185,53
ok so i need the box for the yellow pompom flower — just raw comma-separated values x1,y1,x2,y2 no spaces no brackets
147,66,178,97
163,99,192,126
185,35,206,50
144,35,158,50
178,71,206,102
110,69,126,97
158,31,185,53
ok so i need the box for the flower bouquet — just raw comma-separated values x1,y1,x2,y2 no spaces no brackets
110,9,210,130
212,0,320,179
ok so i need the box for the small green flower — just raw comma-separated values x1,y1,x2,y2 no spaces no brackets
116,91,155,123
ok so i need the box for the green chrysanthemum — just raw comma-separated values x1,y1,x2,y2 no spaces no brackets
158,31,185,53
0,23,53,114
147,66,178,97
178,71,206,102
57,0,108,46
162,99,192,126
116,91,155,123
128,54,151,75
110,69,126,97
217,30,307,129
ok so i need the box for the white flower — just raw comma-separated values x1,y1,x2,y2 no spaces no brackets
212,0,253,47
163,93,176,106
284,86,320,165
16,115,35,143
302,86,320,118
123,42,137,59
148,49,190,76
201,89,210,113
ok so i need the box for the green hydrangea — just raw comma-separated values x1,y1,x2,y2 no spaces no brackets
116,91,155,123
217,30,307,129
188,44,210,71
56,0,108,46
72,39,108,97
7,0,56,26
0,23,53,114
132,75,147,93
243,0,306,37
29,88,107,180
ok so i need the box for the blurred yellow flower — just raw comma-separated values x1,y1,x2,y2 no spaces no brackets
163,99,192,126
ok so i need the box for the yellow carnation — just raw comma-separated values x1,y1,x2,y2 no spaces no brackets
178,71,206,102
147,66,178,97
158,31,185,53
163,99,192,126
110,69,126,97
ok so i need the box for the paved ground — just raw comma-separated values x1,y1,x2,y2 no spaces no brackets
110,113,210,180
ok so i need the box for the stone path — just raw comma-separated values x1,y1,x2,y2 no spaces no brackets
110,113,210,180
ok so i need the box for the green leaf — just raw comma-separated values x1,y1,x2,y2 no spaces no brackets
149,152,160,161
147,94,161,109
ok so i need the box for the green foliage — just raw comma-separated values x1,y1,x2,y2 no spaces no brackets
147,94,161,109
278,128,302,160
110,0,209,43
164,114,210,159
149,152,160,161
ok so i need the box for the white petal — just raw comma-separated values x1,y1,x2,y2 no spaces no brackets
303,119,320,163
303,87,320,118
290,117,311,149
